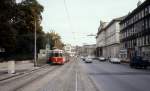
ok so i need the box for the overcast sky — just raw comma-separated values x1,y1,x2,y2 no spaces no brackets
37,0,145,46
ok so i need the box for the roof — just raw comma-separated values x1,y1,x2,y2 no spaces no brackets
96,21,108,36
96,16,125,38
120,0,149,24
104,16,126,30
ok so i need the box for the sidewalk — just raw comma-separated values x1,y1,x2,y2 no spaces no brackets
0,61,38,81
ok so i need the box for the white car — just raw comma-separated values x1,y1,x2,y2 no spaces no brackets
85,58,92,63
109,58,121,63
98,57,106,61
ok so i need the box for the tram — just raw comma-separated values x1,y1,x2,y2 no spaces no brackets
47,49,66,65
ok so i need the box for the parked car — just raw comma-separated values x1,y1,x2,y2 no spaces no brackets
130,56,149,69
85,58,92,63
80,56,86,61
98,57,106,61
109,58,121,63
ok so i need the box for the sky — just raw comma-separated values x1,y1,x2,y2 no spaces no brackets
37,0,145,46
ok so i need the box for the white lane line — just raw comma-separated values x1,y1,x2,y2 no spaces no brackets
75,70,78,91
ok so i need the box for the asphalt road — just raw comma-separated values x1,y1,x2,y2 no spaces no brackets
81,59,150,91
1,58,150,91
0,58,99,91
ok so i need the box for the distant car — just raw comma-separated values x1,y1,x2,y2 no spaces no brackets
109,58,121,63
82,58,86,61
85,58,92,63
98,57,106,61
80,56,86,61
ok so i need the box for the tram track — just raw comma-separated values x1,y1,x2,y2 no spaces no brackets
0,64,49,84
0,64,62,91
0,64,49,82
16,61,73,91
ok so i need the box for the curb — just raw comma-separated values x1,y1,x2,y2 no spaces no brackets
0,64,48,81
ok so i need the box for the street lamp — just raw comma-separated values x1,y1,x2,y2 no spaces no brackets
34,17,41,67
34,20,37,67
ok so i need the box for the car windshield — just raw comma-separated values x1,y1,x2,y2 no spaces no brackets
0,0,150,91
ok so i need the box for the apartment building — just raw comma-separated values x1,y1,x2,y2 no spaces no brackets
104,17,125,58
82,44,96,57
120,0,150,61
96,17,124,58
96,21,108,57
64,44,76,57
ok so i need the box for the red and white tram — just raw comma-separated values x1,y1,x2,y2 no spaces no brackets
47,49,66,65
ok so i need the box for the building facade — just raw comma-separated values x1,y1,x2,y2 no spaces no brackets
96,21,107,57
82,44,96,57
96,17,124,58
104,17,124,58
120,0,150,61
64,44,76,57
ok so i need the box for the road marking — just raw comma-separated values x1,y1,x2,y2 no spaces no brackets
75,70,78,91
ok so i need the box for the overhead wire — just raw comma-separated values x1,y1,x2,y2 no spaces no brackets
64,0,72,28
63,0,76,44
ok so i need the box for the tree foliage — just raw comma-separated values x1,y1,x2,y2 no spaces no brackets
14,0,45,59
0,0,65,61
46,31,64,50
0,0,45,60
0,0,17,52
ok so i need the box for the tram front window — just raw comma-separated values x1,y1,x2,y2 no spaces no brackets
53,53,59,57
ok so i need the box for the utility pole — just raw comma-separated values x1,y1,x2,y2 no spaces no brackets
34,21,37,67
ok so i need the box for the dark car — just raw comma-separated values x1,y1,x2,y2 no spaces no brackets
130,56,149,69
80,56,85,61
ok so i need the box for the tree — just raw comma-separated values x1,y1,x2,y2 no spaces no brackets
0,0,45,60
14,0,44,60
46,31,64,50
0,0,17,53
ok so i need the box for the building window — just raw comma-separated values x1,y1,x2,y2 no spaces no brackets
123,32,125,39
127,29,128,37
142,37,145,46
139,37,141,46
131,17,134,24
130,40,132,48
141,20,144,31
137,38,139,47
128,41,130,48
134,15,136,22
134,39,137,46
148,18,150,29
135,14,138,21
131,40,133,48
133,25,135,34
148,35,150,44
149,18,150,28
145,7,149,16
148,5,150,14
145,19,148,29
142,10,144,18
140,37,142,46
146,36,148,45
144,36,146,45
